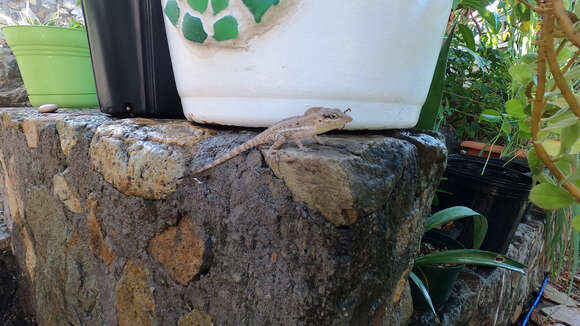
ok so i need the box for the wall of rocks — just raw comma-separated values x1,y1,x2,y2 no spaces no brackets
0,107,448,325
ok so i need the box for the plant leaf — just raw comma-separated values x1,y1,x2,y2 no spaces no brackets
425,206,488,249
480,109,502,122
458,23,476,51
560,122,580,155
416,25,456,130
415,249,526,273
505,99,526,117
530,183,576,209
409,271,438,319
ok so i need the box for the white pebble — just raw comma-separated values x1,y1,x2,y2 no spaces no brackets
38,104,58,113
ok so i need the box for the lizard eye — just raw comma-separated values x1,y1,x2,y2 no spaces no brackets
330,113,338,119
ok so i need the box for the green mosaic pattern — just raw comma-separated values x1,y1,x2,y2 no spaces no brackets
242,0,279,23
213,16,238,41
164,0,180,26
188,0,209,13
182,14,208,43
164,0,282,44
212,0,229,15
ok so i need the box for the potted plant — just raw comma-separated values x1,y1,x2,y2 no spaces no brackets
410,206,526,317
159,0,454,129
1,1,98,108
436,154,532,254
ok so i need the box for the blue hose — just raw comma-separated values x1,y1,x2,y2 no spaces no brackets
521,273,549,326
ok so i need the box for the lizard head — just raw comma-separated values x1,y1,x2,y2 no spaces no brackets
305,107,353,133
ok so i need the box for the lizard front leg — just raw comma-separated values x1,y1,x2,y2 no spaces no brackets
313,135,325,145
294,139,312,151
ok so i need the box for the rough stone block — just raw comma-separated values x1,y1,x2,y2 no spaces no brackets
0,108,447,325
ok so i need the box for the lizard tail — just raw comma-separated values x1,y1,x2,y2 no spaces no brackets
193,135,266,174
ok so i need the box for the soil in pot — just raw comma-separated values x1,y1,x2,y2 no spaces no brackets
411,230,465,310
436,154,532,255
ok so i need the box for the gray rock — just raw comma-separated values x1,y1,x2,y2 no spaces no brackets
0,48,28,107
0,108,447,325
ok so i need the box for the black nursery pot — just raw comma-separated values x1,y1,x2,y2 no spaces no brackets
81,0,183,118
411,230,465,310
437,154,532,254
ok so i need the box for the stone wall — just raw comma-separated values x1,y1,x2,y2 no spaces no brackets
0,108,447,325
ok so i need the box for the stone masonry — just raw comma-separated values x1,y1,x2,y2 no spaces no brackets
0,107,447,325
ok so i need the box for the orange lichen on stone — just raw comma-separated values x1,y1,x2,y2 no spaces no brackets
392,267,410,303
148,216,206,285
86,197,114,265
21,119,39,148
115,260,155,326
53,170,83,213
178,309,213,326
89,120,215,200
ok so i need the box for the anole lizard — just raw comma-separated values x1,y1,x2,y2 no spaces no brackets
193,107,353,174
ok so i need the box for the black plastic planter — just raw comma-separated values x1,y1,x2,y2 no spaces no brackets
411,230,465,310
437,154,532,254
81,0,183,118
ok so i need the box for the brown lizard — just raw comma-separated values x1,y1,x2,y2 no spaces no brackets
193,107,353,174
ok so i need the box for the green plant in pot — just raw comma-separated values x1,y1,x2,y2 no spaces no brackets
1,1,97,108
410,206,526,318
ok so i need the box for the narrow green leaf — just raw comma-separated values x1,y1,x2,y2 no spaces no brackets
457,46,490,72
415,249,526,273
416,25,456,130
529,183,576,209
458,23,475,51
425,206,488,249
409,271,438,318
480,109,501,122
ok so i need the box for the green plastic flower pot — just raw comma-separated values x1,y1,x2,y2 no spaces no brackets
2,25,98,108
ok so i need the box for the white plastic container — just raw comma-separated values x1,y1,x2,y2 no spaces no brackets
161,0,452,130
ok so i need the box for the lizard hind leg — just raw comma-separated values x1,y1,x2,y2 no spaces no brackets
268,136,286,154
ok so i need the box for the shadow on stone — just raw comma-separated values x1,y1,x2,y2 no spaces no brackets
0,249,36,326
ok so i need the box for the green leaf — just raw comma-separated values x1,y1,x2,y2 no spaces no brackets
521,53,538,64
460,0,490,14
480,109,501,122
457,46,490,72
483,10,501,34
506,99,526,117
510,63,534,84
458,23,476,51
543,139,561,156
415,249,526,273
425,206,488,249
573,215,580,233
527,149,543,173
416,25,456,130
560,122,580,155
529,183,576,209
409,271,438,319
